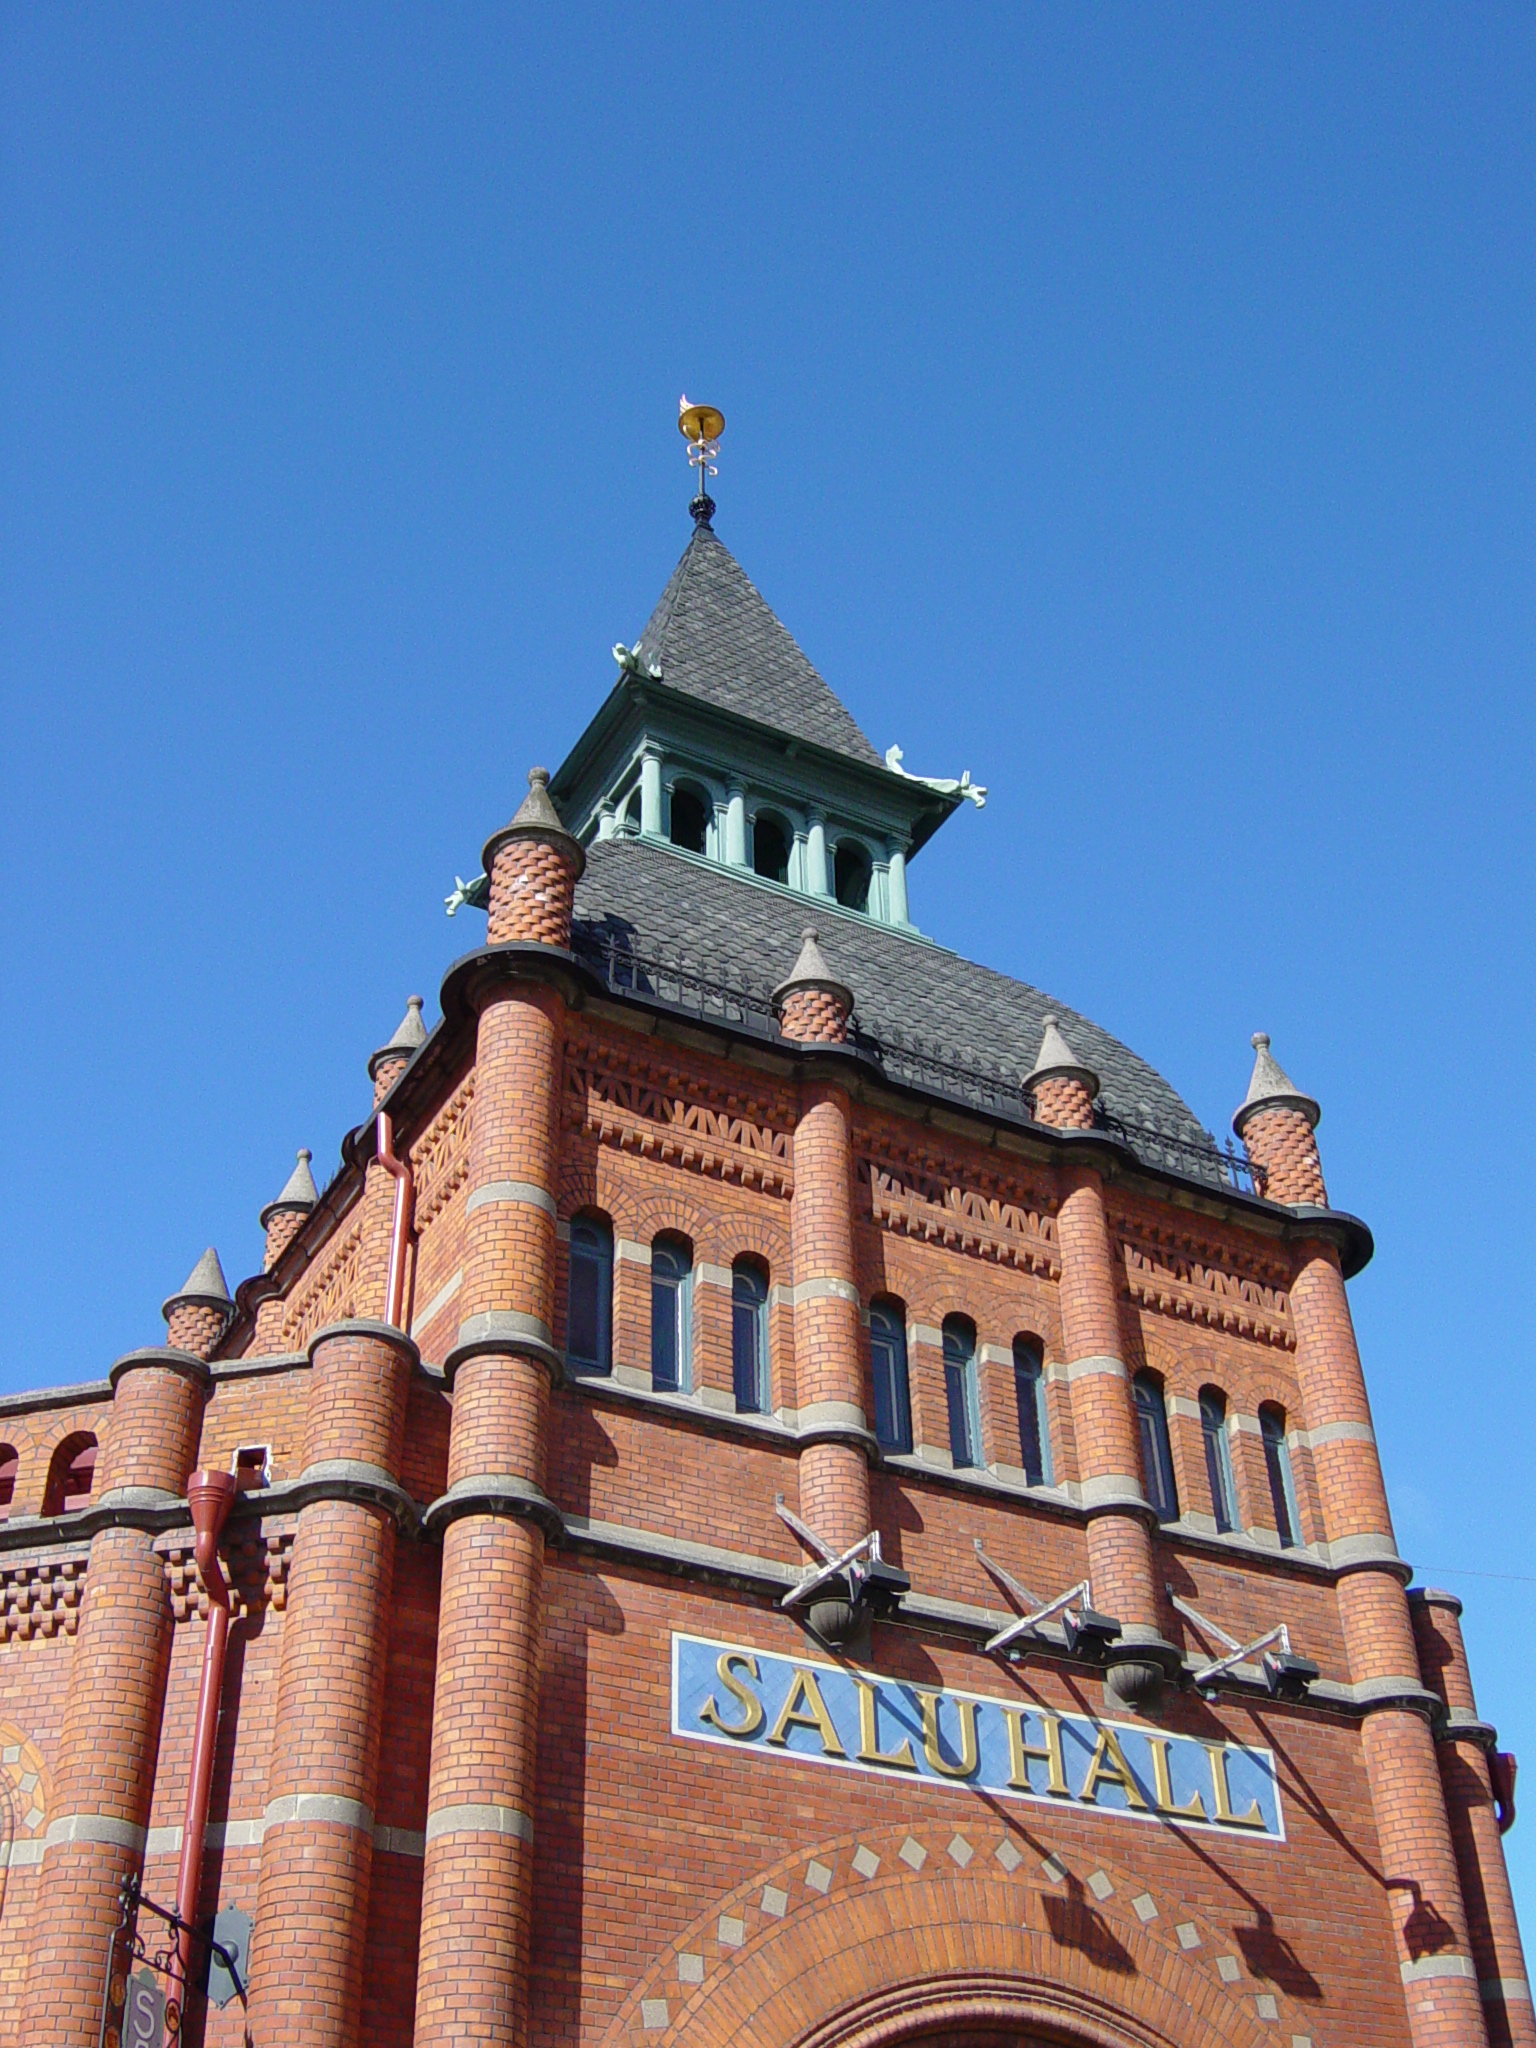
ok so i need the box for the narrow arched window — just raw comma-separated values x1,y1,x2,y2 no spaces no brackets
870,1302,912,1454
669,785,709,854
1261,1404,1301,1549
834,839,872,912
732,1258,770,1414
1200,1388,1238,1533
752,812,791,885
1013,1336,1052,1487
1133,1375,1178,1523
651,1236,693,1393
942,1315,981,1469
621,788,642,833
44,1432,98,1517
566,1214,613,1375
0,1445,17,1522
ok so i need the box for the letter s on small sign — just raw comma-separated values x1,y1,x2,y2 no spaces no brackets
698,1650,765,1739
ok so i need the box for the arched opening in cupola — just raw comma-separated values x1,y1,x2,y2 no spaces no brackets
669,783,710,855
752,810,791,884
834,837,872,912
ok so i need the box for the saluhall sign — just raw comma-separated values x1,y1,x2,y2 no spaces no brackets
673,1635,1286,1843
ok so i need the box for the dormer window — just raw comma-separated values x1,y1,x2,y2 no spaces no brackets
669,784,709,854
752,811,791,884
834,839,872,912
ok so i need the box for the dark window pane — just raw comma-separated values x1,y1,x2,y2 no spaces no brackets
945,1361,975,1466
651,1276,678,1390
753,814,791,884
670,787,709,854
1135,1377,1178,1522
732,1264,768,1412
834,841,871,911
1200,1392,1236,1533
1262,1411,1298,1548
870,1308,912,1454
1013,1343,1049,1486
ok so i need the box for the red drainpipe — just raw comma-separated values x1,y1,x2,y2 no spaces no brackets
174,1465,239,1993
376,1110,415,1331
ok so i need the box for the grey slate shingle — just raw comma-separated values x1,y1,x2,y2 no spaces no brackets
634,523,885,768
573,836,1218,1166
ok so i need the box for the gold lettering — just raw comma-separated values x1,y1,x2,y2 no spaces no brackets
766,1667,847,1757
1078,1726,1150,1809
919,1691,980,1779
1148,1735,1207,1821
698,1651,765,1740
856,1678,917,1772
1205,1742,1268,1830
1005,1707,1070,1796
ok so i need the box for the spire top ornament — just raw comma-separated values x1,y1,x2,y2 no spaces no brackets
678,395,725,523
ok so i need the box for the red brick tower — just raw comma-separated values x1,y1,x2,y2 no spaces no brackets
1236,1034,1492,2048
772,930,872,1639
413,767,583,2048
22,1250,231,2045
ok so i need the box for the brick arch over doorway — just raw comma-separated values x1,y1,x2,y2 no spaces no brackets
597,1819,1328,2048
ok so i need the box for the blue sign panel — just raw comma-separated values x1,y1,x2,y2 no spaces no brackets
671,1633,1284,1843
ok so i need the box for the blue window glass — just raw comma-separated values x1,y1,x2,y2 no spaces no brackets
942,1316,981,1469
1200,1388,1238,1533
1012,1336,1052,1486
1261,1405,1301,1548
566,1215,612,1374
732,1260,770,1414
1134,1373,1179,1522
870,1303,912,1454
651,1237,692,1393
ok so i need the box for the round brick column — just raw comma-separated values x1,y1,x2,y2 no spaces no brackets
246,1316,417,2048
414,768,579,2048
22,1259,224,2046
1026,1020,1170,1709
1411,1589,1534,2048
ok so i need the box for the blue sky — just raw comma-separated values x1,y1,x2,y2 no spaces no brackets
3,6,1533,1922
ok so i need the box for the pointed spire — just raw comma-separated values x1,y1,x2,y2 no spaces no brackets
772,927,855,1045
1233,1032,1320,1137
369,995,428,1082
1025,1015,1100,1094
162,1246,233,1322
260,1147,319,1229
508,767,567,835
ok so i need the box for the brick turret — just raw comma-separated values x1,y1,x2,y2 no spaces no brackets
260,1146,320,1270
482,765,585,945
370,994,428,1106
23,1260,218,2044
773,927,854,1045
1234,1031,1327,1206
1026,1015,1099,1130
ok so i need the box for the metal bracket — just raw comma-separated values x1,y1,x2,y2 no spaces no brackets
1168,1586,1302,1691
775,1496,906,1614
974,1539,1091,1657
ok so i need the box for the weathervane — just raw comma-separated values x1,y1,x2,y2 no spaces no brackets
678,394,725,523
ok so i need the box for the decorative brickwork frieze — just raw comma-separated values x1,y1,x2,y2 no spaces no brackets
279,1215,365,1353
161,1526,293,1622
0,1552,87,1640
862,1148,1058,1275
1114,1215,1295,1346
565,1029,794,1195
411,1067,476,1227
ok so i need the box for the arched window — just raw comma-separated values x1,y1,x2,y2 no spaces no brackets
731,1258,770,1414
566,1213,613,1375
669,785,709,855
1200,1388,1238,1534
621,788,642,833
1013,1336,1052,1487
834,839,872,912
1261,1404,1301,1549
942,1315,981,1469
752,811,791,885
1133,1375,1178,1523
44,1432,98,1517
869,1302,912,1454
0,1444,17,1521
650,1236,693,1394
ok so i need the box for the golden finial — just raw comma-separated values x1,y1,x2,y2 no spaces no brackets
678,394,725,522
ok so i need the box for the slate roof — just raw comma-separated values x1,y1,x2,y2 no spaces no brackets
634,522,885,769
572,835,1224,1177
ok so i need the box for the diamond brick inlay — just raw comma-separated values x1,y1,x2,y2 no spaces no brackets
1176,1923,1201,1950
898,1837,926,1870
947,1834,973,1866
995,1838,1023,1872
1040,1854,1067,1884
718,1916,745,1948
1256,1994,1278,2020
678,1954,703,1985
1132,1892,1157,1922
641,2001,669,2031
805,1860,833,1895
1217,1955,1241,1983
1086,1868,1113,1901
852,1844,880,1878
761,1885,788,1918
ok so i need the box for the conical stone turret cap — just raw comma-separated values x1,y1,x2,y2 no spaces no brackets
1233,1032,1320,1138
771,927,854,1014
260,1147,320,1228
481,767,586,883
369,995,429,1080
162,1246,233,1322
1025,1015,1100,1096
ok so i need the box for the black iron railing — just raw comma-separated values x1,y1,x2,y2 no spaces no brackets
572,929,1265,1197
